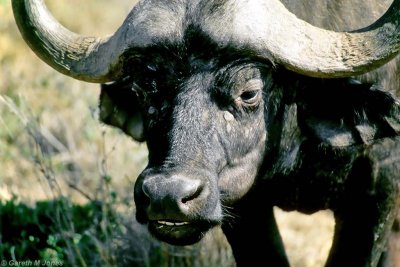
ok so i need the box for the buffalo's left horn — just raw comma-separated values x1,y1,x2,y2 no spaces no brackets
12,0,132,83
215,0,400,78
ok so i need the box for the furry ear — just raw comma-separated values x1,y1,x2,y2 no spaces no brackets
296,79,400,147
99,80,145,142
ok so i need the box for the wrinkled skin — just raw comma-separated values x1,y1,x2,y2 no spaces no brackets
97,2,400,267
100,28,400,266
102,37,273,244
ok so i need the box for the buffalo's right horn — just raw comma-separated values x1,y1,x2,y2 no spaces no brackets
204,0,400,78
261,0,400,78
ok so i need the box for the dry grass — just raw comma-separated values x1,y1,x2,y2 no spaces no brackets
1,1,368,266
1,0,146,202
275,209,334,267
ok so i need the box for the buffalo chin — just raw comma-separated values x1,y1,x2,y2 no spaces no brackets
148,221,214,246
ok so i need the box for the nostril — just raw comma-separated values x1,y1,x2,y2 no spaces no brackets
142,181,152,198
181,184,203,204
142,175,162,199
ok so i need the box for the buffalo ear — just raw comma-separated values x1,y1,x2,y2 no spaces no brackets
99,81,145,142
296,79,400,147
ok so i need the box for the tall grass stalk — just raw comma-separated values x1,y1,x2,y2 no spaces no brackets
0,95,235,267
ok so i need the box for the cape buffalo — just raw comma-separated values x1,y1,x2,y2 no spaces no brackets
12,0,400,266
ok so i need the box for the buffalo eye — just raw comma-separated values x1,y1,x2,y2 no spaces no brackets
240,90,259,104
238,79,263,106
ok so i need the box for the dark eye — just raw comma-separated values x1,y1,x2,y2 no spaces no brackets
240,90,259,103
239,78,263,105
239,89,262,106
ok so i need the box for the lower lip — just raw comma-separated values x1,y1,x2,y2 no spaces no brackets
148,220,208,245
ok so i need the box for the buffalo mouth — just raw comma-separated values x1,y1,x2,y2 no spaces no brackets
148,220,216,246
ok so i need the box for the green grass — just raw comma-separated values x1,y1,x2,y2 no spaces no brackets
0,198,116,265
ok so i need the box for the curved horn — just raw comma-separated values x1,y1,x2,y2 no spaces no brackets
12,0,128,83
258,0,400,77
205,0,400,78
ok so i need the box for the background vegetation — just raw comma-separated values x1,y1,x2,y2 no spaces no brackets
0,0,364,266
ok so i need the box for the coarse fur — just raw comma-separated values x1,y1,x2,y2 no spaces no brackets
100,19,400,266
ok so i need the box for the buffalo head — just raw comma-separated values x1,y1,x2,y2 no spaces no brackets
12,0,400,265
